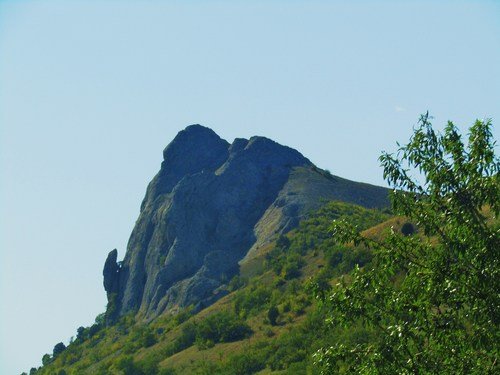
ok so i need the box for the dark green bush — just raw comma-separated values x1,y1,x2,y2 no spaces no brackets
401,222,415,236
267,306,279,326
196,311,252,343
225,351,267,375
52,342,66,357
141,330,157,348
276,234,291,249
227,275,245,291
233,284,272,317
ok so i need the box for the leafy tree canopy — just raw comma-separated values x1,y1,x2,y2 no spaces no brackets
315,114,499,374
52,342,66,357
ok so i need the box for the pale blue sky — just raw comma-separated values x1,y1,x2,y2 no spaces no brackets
1,1,499,373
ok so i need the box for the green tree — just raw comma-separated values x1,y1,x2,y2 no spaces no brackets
41,354,52,366
276,234,291,249
76,326,85,341
196,311,252,344
114,355,145,375
267,305,279,326
400,222,415,236
52,342,66,357
140,329,157,348
314,114,499,374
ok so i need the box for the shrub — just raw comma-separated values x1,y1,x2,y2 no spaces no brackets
225,352,266,375
227,275,245,291
233,284,272,317
41,354,52,366
52,342,66,357
267,306,279,326
401,221,415,236
196,311,252,343
276,234,290,249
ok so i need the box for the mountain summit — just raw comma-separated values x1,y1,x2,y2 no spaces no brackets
103,125,389,320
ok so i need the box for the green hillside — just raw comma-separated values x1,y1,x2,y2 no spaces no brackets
30,201,393,375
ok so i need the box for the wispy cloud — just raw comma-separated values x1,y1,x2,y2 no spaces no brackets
395,106,406,112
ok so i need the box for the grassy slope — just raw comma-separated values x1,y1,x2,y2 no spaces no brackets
33,201,398,375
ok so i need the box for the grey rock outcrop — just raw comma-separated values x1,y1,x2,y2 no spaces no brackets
104,125,389,321
103,249,120,295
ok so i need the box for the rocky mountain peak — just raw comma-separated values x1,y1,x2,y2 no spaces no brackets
143,125,229,205
104,125,389,321
162,124,228,161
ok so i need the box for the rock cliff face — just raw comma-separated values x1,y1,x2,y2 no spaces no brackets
103,125,389,320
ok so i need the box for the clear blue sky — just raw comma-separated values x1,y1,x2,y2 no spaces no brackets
1,1,498,373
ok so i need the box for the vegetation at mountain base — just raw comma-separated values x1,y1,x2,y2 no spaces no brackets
314,114,499,374
26,115,498,375
28,199,391,375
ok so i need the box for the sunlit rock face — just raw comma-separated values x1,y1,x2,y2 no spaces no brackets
104,125,389,320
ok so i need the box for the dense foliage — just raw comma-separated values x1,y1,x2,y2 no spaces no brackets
266,201,390,281
315,115,499,374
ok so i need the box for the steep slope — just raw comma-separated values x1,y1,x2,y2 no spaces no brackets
103,125,389,321
34,201,394,375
